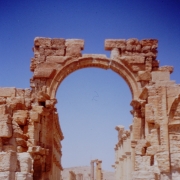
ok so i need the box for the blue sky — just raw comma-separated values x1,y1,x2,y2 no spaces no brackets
0,0,180,171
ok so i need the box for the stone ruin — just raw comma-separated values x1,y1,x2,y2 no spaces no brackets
0,37,180,180
90,160,103,180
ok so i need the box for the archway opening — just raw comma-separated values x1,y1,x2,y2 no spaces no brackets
56,67,132,172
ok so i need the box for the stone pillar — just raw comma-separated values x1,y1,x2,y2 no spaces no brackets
131,140,137,172
90,161,94,180
123,133,129,180
69,171,76,180
77,173,83,180
119,158,123,180
96,161,98,180
131,100,143,140
122,155,127,180
98,160,102,180
126,152,132,180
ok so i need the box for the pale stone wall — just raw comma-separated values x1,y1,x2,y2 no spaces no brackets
0,87,63,179
0,37,180,179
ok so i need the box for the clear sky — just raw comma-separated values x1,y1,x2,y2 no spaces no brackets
0,0,180,171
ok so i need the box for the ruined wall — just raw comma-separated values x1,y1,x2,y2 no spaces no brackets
0,86,63,179
110,40,180,179
0,37,180,179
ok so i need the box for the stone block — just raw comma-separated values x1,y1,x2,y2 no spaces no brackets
17,146,27,153
33,68,56,79
132,170,155,179
29,111,40,123
146,129,159,146
32,105,44,114
126,38,139,45
28,123,41,140
28,146,47,155
156,151,170,172
65,45,82,57
2,145,16,152
120,55,145,64
34,37,51,48
25,98,31,109
7,97,25,110
46,56,67,64
65,39,84,50
138,71,151,81
27,139,38,147
0,115,12,138
158,66,173,73
0,171,15,180
169,134,180,154
16,89,25,97
146,145,159,156
160,173,171,180
172,170,180,180
44,48,55,56
167,85,180,98
0,88,16,97
152,71,170,82
0,152,17,172
15,172,33,180
13,110,28,125
12,123,27,140
145,104,155,123
54,48,65,56
0,105,8,115
51,38,65,50
16,138,27,148
135,140,150,156
0,98,6,105
170,153,180,170
135,156,151,171
17,153,33,173
140,39,158,46
105,39,126,50
24,89,31,98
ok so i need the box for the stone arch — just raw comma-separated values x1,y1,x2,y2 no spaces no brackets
28,37,160,179
3,37,176,180
168,95,180,178
168,95,180,123
48,55,140,100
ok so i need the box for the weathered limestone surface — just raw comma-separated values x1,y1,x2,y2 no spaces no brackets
0,37,180,179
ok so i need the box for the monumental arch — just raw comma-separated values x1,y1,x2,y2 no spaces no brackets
0,37,180,180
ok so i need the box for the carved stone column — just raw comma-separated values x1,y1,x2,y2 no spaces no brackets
96,160,102,180
122,133,128,180
131,100,142,140
119,157,123,180
131,140,137,172
122,155,127,180
126,152,132,180
90,161,94,180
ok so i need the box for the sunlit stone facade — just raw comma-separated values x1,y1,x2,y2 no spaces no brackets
0,37,180,179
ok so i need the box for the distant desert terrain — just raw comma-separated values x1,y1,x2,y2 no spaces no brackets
62,166,115,180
